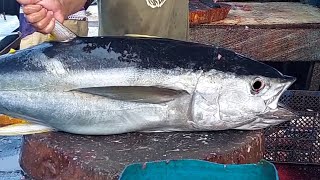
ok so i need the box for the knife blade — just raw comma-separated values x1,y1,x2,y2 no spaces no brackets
50,20,77,42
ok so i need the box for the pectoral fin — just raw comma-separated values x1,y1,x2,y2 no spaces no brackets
72,86,189,104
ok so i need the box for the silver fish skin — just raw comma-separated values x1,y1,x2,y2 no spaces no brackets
0,36,296,135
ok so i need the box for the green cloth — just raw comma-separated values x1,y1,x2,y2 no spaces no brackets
97,0,189,40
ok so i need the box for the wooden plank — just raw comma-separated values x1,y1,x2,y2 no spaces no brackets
20,131,264,180
208,2,320,26
190,26,320,62
189,2,320,62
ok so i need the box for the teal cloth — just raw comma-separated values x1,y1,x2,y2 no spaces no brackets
119,159,279,180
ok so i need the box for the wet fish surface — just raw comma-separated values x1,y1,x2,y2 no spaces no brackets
0,36,296,135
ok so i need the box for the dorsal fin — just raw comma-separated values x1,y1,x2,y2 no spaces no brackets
72,86,189,104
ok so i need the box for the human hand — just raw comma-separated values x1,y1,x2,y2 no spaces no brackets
17,0,65,34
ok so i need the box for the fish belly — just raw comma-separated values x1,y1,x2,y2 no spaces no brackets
0,90,193,135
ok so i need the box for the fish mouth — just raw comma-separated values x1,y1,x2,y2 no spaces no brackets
233,106,297,130
265,75,296,110
282,75,297,83
259,73,297,127
257,105,297,124
238,75,297,130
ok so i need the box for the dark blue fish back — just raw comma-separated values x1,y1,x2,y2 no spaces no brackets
0,36,284,79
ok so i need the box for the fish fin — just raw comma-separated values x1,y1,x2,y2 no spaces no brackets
72,86,189,104
0,115,54,136
0,115,28,127
124,34,161,38
0,123,54,136
8,48,16,54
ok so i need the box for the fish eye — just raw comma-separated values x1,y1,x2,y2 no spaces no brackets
251,78,265,94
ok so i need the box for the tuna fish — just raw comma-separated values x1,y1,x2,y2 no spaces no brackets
0,36,296,135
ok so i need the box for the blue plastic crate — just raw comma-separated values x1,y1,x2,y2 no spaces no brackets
119,159,279,180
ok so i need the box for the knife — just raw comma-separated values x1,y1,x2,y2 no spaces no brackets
50,20,77,42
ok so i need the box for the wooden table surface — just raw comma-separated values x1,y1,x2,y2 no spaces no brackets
189,2,320,62
20,131,264,180
209,2,320,26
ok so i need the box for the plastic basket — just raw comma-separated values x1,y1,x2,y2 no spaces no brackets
264,90,320,165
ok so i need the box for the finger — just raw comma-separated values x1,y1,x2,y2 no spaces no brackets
39,18,55,34
53,11,65,24
33,11,53,30
23,4,42,15
25,8,47,23
17,0,41,5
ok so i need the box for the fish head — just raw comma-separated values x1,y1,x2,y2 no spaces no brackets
217,74,296,130
194,48,296,130
221,57,297,129
220,74,295,112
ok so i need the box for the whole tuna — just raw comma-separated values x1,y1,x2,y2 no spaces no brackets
0,36,296,135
